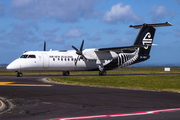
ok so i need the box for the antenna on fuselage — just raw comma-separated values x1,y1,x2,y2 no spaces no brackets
44,41,46,51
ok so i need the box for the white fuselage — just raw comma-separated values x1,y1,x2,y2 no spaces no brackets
7,49,119,71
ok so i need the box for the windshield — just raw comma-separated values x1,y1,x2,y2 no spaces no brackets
28,55,36,58
20,54,36,58
20,55,28,58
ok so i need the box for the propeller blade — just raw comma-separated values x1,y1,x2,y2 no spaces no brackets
75,56,80,66
81,54,87,60
44,41,46,51
72,45,79,52
72,39,87,65
80,40,84,51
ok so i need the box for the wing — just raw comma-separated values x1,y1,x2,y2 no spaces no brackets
95,45,149,53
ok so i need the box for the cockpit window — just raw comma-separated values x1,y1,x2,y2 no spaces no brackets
20,54,36,58
28,55,36,58
20,55,28,58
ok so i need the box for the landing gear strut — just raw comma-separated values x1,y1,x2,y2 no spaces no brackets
63,71,70,76
16,71,23,77
98,65,106,76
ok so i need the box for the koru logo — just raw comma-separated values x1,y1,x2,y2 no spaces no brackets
142,32,152,49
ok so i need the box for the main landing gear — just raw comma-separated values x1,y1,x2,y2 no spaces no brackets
16,71,23,77
99,70,106,76
98,65,106,76
63,71,70,76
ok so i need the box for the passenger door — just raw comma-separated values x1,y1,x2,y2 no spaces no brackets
42,53,49,68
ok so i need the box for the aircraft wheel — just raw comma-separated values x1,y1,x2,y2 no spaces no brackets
99,70,106,76
63,71,70,76
17,72,23,77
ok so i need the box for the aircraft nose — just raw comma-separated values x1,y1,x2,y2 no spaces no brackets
6,61,20,70
6,63,13,70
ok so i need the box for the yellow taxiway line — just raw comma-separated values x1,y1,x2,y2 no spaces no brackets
0,82,53,87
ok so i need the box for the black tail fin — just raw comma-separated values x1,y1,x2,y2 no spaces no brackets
130,22,172,55
133,24,155,55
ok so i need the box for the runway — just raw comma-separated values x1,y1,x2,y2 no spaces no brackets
0,75,180,120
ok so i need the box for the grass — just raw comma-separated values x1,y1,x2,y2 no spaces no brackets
50,75,180,92
1,67,180,75
1,67,180,92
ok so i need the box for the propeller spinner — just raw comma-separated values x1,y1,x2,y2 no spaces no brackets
72,40,87,65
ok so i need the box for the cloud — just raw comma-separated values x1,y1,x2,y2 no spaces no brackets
175,32,180,37
100,37,132,48
9,0,101,22
28,21,39,31
42,28,60,37
0,2,5,17
149,5,176,22
51,36,64,43
0,21,43,48
11,0,32,7
175,29,180,37
5,21,37,43
62,29,84,38
88,33,101,41
0,41,17,49
125,30,136,35
102,3,142,24
105,29,117,35
175,0,180,4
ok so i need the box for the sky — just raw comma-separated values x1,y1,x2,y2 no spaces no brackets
0,0,180,66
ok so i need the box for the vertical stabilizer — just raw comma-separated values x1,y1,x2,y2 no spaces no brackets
130,22,172,55
133,24,155,55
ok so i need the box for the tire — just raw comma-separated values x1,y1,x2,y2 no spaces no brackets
63,71,70,76
99,70,106,76
17,72,23,77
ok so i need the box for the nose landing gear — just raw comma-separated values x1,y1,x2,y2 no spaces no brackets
16,71,23,77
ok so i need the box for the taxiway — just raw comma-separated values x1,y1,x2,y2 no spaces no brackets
0,75,180,120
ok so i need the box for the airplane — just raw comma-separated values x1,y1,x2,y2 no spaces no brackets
6,22,172,77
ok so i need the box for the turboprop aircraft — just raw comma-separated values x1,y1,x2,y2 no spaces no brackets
6,22,172,77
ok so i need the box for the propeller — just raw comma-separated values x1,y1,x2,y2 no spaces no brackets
72,40,87,65
43,41,46,51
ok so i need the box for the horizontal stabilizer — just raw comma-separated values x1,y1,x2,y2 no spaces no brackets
152,44,158,46
130,22,172,29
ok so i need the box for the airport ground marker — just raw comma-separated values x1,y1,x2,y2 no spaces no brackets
0,82,53,87
48,108,180,120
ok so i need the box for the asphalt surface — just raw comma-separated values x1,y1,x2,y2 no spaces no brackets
0,75,180,120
